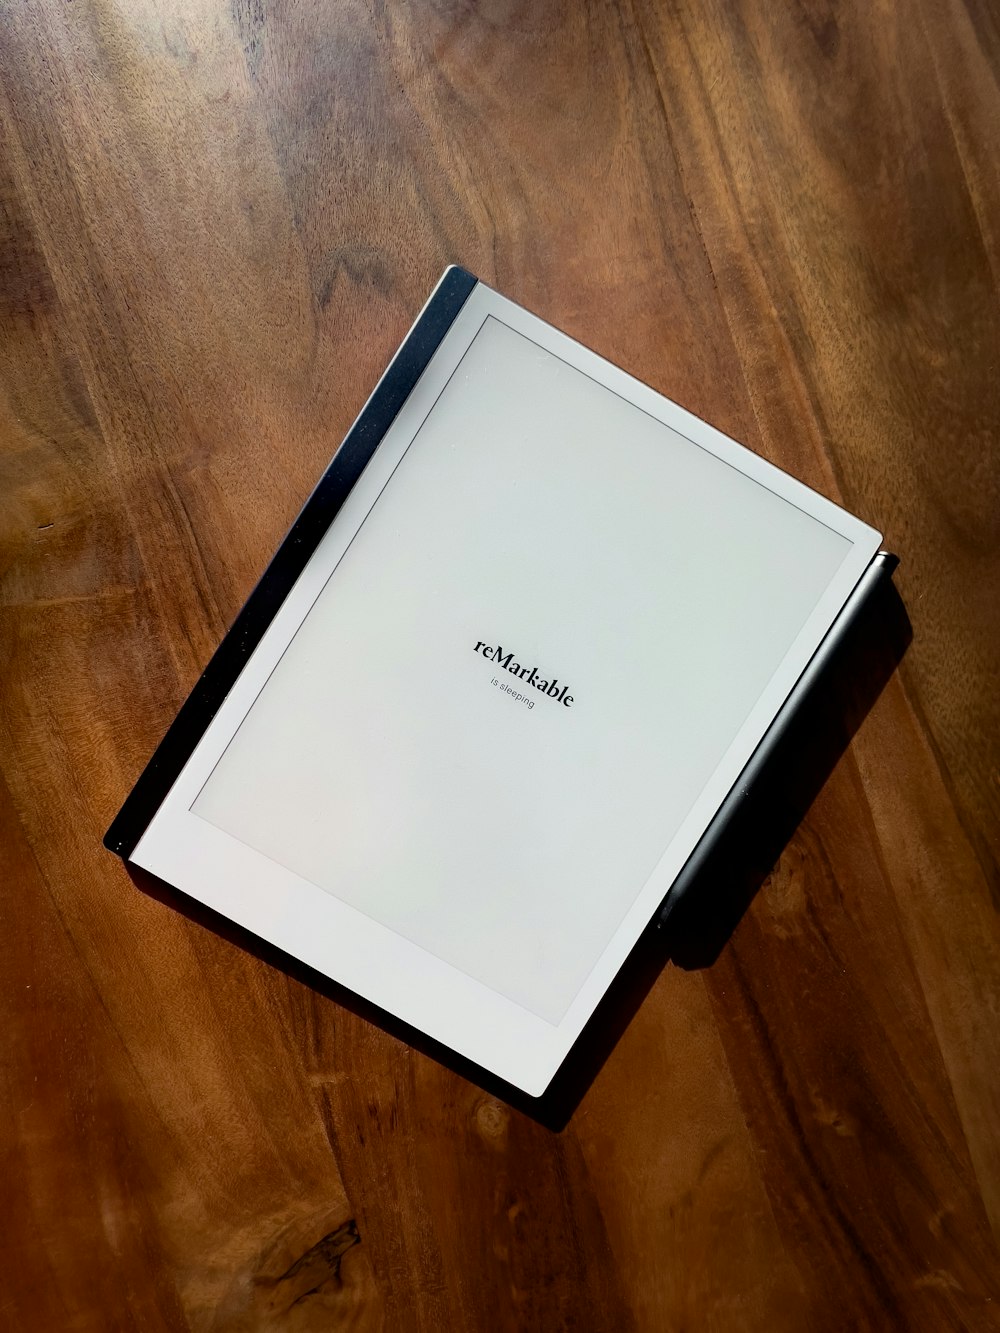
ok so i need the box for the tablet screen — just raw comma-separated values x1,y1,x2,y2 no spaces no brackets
192,315,850,1024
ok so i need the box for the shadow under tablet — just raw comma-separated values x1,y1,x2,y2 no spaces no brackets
128,570,910,1132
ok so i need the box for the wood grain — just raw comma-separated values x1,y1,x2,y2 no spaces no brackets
1,0,998,1327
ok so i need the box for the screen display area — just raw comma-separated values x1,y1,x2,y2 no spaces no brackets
191,315,851,1025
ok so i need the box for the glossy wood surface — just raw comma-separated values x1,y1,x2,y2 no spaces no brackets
2,1,999,1327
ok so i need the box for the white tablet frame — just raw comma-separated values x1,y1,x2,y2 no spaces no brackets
108,269,882,1096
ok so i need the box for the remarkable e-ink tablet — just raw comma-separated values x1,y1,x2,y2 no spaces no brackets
106,268,884,1096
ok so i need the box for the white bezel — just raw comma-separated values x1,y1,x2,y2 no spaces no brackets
130,278,881,1097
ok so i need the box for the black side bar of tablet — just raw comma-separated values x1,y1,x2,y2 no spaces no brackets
657,550,900,931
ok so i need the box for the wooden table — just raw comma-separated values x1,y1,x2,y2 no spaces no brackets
2,2,999,1328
